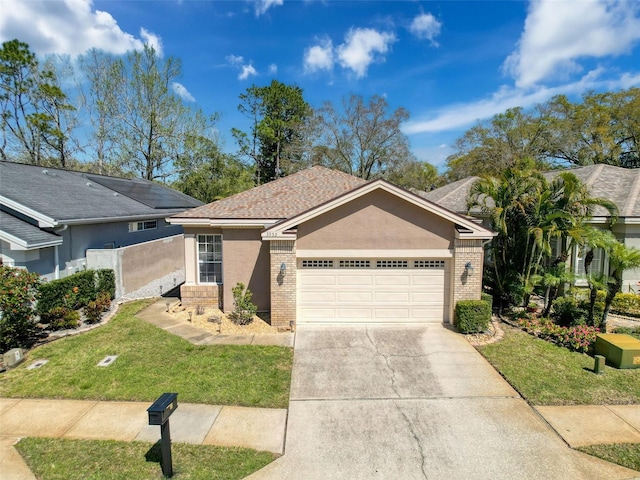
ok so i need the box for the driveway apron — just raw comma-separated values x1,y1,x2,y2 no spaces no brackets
248,325,639,480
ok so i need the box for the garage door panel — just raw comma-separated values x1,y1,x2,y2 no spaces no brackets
300,291,335,303
300,308,337,320
338,275,373,286
412,274,444,286
300,275,336,286
337,308,373,320
375,275,410,286
412,291,444,302
337,291,374,303
298,259,449,324
375,291,410,303
374,308,411,319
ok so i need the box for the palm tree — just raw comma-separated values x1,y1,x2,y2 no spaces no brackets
468,164,618,309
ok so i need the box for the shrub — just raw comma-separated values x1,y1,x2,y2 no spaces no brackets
518,316,600,353
481,292,493,310
455,300,490,334
48,307,81,331
611,293,640,317
95,291,112,312
551,296,585,327
229,282,257,326
83,301,102,324
38,270,96,314
0,266,41,350
96,269,116,300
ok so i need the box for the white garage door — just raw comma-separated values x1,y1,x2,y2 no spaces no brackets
297,259,449,324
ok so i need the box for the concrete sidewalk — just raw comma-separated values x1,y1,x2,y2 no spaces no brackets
536,404,640,448
0,397,287,479
136,298,295,348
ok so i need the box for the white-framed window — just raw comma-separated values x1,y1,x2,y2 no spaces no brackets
414,260,445,268
198,234,222,284
302,260,334,268
128,220,157,232
339,260,371,268
377,260,408,268
575,246,607,285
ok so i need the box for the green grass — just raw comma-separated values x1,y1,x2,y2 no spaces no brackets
578,443,640,473
0,301,293,408
15,437,276,480
477,325,640,405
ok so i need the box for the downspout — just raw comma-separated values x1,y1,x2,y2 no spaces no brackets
53,224,68,279
54,245,59,280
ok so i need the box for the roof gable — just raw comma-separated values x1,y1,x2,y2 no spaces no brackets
171,165,366,225
262,179,495,240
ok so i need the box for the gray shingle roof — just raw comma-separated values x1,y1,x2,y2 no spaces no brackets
173,165,367,220
420,165,640,219
0,211,62,248
0,161,203,224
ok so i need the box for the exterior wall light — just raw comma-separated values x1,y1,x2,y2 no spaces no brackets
465,262,474,275
280,262,287,276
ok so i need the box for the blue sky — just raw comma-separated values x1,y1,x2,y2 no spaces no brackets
2,0,640,170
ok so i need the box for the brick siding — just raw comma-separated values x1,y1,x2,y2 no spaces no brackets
270,240,296,328
180,284,222,309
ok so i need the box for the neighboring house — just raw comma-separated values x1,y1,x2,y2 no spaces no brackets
169,166,495,328
421,164,640,291
0,161,202,280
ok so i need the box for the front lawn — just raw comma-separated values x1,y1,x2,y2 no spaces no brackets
577,443,640,473
16,437,275,480
477,325,640,405
0,300,293,408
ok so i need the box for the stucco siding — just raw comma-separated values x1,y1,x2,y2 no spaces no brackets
222,228,270,312
296,190,454,251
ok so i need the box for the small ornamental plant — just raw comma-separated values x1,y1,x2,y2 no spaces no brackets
229,282,257,326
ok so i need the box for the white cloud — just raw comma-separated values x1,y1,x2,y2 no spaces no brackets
0,0,156,56
239,64,258,80
504,0,640,88
172,82,195,102
403,69,640,135
226,54,258,80
255,0,283,16
140,28,163,57
337,28,396,78
268,63,278,75
303,38,334,73
409,13,441,44
226,54,245,66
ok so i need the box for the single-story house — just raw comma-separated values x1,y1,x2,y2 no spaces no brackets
0,161,202,280
420,164,640,291
168,166,495,328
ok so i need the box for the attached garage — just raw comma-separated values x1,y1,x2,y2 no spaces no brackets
297,258,450,324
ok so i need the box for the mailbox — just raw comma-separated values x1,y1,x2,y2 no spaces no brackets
148,392,178,425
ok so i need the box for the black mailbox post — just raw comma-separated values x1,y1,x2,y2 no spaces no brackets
148,393,178,477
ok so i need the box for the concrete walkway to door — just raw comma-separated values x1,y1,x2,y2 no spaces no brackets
248,325,639,480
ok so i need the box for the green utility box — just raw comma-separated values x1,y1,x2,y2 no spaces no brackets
594,334,640,369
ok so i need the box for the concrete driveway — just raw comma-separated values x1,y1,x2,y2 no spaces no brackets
248,325,638,480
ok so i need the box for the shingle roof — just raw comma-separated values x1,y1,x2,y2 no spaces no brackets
419,177,480,214
542,164,640,217
173,165,367,220
0,211,62,248
0,161,203,224
420,165,640,219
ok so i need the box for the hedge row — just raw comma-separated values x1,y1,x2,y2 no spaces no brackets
37,269,115,316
